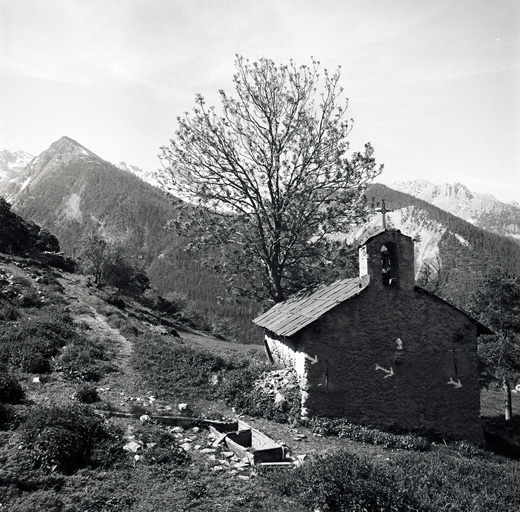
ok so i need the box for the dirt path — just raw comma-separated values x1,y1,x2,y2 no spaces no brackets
56,274,143,412
58,275,132,358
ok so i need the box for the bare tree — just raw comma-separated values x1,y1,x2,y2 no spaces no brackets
160,56,382,303
416,253,451,297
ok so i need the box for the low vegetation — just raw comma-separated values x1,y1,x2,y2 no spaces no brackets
0,233,519,510
308,417,431,451
131,331,302,424
273,446,520,512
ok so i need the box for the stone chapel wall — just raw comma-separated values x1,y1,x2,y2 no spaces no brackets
297,288,483,443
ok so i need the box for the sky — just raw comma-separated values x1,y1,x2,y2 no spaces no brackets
1,0,519,203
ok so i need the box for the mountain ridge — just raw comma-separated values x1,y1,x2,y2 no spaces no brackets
389,179,520,240
2,136,520,340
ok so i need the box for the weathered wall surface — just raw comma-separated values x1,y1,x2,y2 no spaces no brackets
298,286,483,442
264,332,310,414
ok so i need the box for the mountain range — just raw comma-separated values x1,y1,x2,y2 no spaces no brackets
389,180,520,240
1,136,519,339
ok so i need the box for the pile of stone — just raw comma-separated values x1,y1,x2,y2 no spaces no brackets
123,421,258,479
254,368,300,408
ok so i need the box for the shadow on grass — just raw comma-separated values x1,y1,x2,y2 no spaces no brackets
482,416,520,459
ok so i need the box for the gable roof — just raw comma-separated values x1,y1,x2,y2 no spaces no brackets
253,277,493,338
253,277,368,337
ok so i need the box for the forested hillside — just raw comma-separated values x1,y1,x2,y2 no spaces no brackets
10,138,264,342
5,137,520,343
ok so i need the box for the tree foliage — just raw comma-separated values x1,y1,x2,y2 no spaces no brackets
160,56,382,302
416,253,451,297
77,231,149,293
468,268,520,419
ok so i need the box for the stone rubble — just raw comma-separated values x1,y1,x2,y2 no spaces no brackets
121,419,300,479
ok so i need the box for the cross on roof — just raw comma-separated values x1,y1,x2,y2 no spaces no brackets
372,198,393,229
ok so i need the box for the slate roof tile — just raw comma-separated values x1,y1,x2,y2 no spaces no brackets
253,277,368,337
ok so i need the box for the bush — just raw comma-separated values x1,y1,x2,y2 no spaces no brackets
0,403,19,430
132,336,235,399
10,343,51,373
0,302,18,321
0,372,24,404
75,383,99,404
309,417,431,451
133,333,300,422
58,336,115,382
273,450,426,511
0,308,78,372
132,422,190,466
7,490,65,512
217,366,301,423
21,404,125,474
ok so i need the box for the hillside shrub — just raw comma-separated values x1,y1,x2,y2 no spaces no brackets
21,404,125,474
0,403,22,430
7,490,65,512
0,372,24,404
132,422,190,466
0,308,78,372
9,342,51,373
309,417,431,451
0,302,18,321
133,334,301,421
75,383,100,404
58,336,116,382
132,335,236,399
273,450,426,512
217,366,301,423
389,448,520,511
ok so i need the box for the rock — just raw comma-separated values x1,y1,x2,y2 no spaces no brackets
221,451,234,458
139,415,151,422
180,442,192,451
123,441,142,453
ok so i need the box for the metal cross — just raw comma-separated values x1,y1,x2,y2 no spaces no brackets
373,199,392,229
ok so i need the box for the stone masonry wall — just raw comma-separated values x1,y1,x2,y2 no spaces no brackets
298,286,483,443
264,332,310,415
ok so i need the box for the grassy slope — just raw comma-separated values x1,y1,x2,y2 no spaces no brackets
1,253,519,511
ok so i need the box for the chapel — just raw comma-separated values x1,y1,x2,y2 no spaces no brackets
253,228,490,442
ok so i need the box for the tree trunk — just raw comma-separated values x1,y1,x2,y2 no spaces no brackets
504,379,512,421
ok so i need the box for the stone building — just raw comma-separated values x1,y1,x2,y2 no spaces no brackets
253,229,490,442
